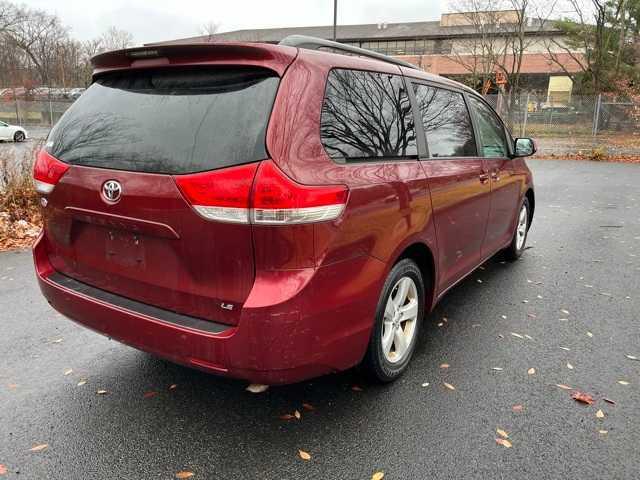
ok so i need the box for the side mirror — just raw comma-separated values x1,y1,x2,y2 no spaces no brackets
513,138,536,157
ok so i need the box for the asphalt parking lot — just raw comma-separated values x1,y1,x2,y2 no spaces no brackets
1,159,639,479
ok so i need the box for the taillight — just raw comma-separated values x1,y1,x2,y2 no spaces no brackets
174,160,348,225
33,149,69,194
174,162,259,223
251,160,347,224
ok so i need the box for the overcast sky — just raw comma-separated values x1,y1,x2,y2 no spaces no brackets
17,0,448,44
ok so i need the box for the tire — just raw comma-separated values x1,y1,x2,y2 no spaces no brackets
14,131,25,142
504,197,530,261
362,258,425,383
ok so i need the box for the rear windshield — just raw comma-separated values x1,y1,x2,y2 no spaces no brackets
46,67,280,174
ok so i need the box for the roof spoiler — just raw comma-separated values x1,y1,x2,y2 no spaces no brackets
91,43,297,78
279,35,419,70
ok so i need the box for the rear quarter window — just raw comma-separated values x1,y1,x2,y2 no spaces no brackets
46,67,280,174
320,69,417,162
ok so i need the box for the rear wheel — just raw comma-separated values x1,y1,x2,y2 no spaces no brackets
504,197,530,261
362,258,425,383
13,131,25,142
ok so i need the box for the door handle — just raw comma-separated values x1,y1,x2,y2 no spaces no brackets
491,171,500,181
479,173,489,184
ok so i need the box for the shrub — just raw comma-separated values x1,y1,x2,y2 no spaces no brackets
0,144,42,250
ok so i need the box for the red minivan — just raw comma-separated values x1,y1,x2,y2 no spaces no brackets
33,36,535,384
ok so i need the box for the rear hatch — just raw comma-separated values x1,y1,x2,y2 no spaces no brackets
40,61,285,326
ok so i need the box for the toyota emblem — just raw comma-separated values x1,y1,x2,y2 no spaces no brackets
102,180,122,203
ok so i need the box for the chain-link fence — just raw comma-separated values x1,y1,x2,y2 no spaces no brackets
0,98,74,128
485,93,640,138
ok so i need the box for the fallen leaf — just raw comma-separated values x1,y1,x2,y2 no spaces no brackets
246,384,269,394
603,398,616,405
625,355,638,361
443,382,456,391
29,444,48,452
567,363,574,370
527,313,537,318
492,367,504,371
598,430,608,435
51,338,63,344
501,315,507,320
571,391,594,405
371,472,385,480
510,332,524,339
302,403,315,411
169,384,178,390
77,380,87,386
0,464,6,475
586,331,594,338
298,450,311,461
561,309,570,315
437,322,444,327
617,380,630,386
527,368,535,375
496,428,509,439
440,363,450,369
559,347,571,351
294,410,301,420
596,409,605,418
477,279,483,283
495,438,512,448
522,300,529,304
512,405,524,412
524,334,534,341
352,385,363,392
421,382,429,387
96,390,108,395
556,384,572,390
63,369,73,376
175,471,194,479
143,391,158,399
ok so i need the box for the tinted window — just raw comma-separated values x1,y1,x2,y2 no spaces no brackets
46,67,279,174
320,69,417,161
467,96,508,158
413,84,476,158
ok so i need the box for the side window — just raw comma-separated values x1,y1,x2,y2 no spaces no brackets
320,69,417,161
413,84,476,158
468,96,508,158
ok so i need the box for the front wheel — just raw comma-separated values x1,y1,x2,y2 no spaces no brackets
504,197,530,261
14,131,25,142
362,258,425,383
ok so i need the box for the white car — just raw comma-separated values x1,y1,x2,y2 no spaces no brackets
0,121,28,142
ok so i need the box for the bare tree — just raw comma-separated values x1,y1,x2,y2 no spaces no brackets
446,0,558,95
200,21,220,41
5,6,69,86
0,0,23,33
100,26,134,51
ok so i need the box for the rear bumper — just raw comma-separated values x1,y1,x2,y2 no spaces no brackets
33,233,385,384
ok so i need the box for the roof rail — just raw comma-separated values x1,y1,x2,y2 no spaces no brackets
278,35,419,70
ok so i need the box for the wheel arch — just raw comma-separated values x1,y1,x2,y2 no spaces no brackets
396,242,437,313
525,188,535,226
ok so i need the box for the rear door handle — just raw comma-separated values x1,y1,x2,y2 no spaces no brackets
479,173,489,184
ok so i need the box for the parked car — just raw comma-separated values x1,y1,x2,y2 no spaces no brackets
32,38,535,385
0,121,28,142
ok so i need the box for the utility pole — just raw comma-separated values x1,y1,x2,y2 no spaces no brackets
333,0,337,41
